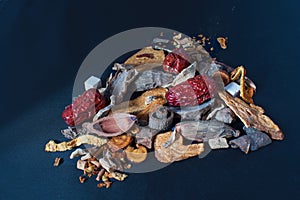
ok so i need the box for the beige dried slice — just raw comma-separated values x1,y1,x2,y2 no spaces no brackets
218,91,284,140
124,47,165,66
154,131,205,163
45,135,108,152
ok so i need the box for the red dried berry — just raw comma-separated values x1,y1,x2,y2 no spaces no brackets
62,88,106,126
163,48,191,74
166,75,217,106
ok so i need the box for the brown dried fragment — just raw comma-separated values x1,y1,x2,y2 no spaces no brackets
53,157,62,167
217,37,227,49
79,176,86,184
124,47,165,66
154,131,204,163
45,135,108,152
218,91,284,140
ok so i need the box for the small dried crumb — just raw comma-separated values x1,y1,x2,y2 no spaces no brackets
53,157,62,167
97,183,106,188
217,37,227,49
198,34,203,38
79,176,86,184
210,47,214,51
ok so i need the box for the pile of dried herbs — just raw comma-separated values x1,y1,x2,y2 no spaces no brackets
45,33,283,188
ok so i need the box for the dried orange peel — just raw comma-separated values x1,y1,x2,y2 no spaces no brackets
230,66,254,104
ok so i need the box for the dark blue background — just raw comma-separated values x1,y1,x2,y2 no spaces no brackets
0,0,299,199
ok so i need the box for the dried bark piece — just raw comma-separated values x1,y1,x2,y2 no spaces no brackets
154,131,205,163
208,138,229,149
218,91,284,140
168,99,215,120
111,69,139,104
230,127,272,154
45,135,108,152
177,120,240,142
135,127,159,149
53,157,62,167
134,70,175,91
124,47,165,66
243,127,272,151
86,113,136,137
112,88,168,114
229,136,251,154
214,107,235,124
149,106,174,131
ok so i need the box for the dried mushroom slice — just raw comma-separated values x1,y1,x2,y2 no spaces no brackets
107,134,133,152
125,145,147,163
124,47,165,66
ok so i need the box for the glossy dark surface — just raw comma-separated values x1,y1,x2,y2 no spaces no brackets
0,0,299,199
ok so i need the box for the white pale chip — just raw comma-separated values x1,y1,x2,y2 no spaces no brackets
225,81,240,97
84,76,101,91
208,137,229,149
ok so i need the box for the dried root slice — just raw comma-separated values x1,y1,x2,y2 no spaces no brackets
45,135,108,152
154,131,205,163
230,66,254,104
125,145,147,163
219,91,284,140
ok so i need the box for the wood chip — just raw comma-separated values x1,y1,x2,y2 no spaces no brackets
53,157,62,167
218,91,284,140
